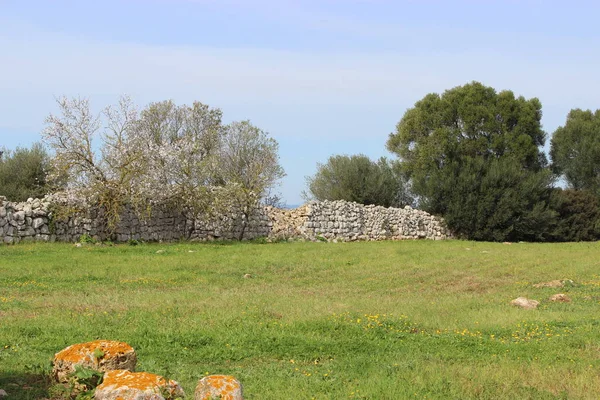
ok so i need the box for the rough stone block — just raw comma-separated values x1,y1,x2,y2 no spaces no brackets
95,370,184,400
194,375,243,400
52,340,137,384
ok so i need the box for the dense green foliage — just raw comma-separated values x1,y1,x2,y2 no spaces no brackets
437,157,555,241
305,154,411,207
2,241,600,399
0,143,49,201
547,189,600,242
387,82,554,241
550,109,600,195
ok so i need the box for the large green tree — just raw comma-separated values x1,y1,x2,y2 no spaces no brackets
550,109,600,195
386,82,555,241
305,154,412,207
0,142,49,201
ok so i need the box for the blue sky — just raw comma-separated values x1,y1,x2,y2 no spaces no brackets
1,0,599,204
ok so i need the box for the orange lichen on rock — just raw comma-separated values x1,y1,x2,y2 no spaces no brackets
194,375,243,400
52,340,137,384
95,370,184,400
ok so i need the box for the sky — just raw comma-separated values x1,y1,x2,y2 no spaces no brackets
1,0,599,205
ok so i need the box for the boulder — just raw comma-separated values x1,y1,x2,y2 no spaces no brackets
549,293,571,303
510,297,539,309
52,340,137,384
95,370,184,400
194,375,243,400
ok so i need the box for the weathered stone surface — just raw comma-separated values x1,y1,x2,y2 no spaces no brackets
95,370,184,400
533,280,564,288
510,297,540,309
52,340,137,384
0,196,451,243
0,389,7,397
33,217,45,229
194,375,243,400
549,293,571,302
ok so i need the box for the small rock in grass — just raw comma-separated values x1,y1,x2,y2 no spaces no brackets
75,243,82,248
156,249,165,254
510,297,539,309
549,293,571,303
0,389,7,397
194,375,243,400
533,280,564,288
95,370,184,400
52,340,137,384
243,273,252,279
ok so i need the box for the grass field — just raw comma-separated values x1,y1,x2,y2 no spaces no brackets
1,240,600,399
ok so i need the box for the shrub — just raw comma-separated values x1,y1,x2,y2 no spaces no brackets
0,142,49,201
547,189,600,242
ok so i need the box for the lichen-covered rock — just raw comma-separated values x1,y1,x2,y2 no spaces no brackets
52,340,137,384
194,375,243,400
95,370,184,400
549,293,571,302
510,297,540,309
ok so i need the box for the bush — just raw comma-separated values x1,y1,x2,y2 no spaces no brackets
547,189,600,242
0,142,49,201
437,157,556,242
305,154,412,207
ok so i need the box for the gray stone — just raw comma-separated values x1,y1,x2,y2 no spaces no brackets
14,211,25,221
33,218,45,229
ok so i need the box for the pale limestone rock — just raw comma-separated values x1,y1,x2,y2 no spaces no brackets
510,297,540,309
194,375,243,400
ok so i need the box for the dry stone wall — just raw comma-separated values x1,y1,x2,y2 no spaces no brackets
0,197,450,244
267,200,451,241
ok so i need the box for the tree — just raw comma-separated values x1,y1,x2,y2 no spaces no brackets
218,120,285,239
386,82,554,241
547,189,600,242
42,96,144,229
43,97,284,240
550,109,600,195
134,100,226,236
305,154,411,207
42,97,227,235
0,142,49,201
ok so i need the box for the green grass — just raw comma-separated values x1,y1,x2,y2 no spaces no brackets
1,240,600,399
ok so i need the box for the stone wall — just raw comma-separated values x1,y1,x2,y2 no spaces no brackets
267,200,450,241
0,197,450,244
